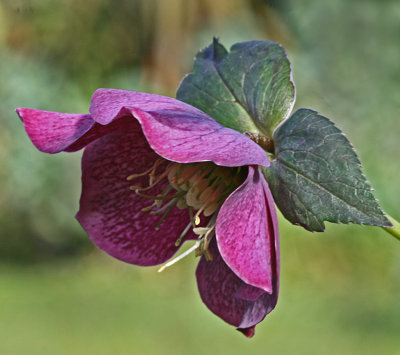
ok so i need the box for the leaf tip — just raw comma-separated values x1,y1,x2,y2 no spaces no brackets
198,37,228,63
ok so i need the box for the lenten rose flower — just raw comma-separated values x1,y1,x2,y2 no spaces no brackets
16,88,279,337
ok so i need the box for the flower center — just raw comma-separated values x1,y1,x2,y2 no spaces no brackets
127,158,246,266
244,132,275,153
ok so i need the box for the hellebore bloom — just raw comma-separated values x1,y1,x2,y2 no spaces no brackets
16,89,279,337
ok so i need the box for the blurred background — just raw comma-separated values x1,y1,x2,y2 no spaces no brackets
1,0,400,353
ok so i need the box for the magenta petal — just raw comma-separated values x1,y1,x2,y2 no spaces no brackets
89,89,270,167
216,166,279,292
89,88,214,125
76,119,195,266
196,238,278,337
16,108,94,153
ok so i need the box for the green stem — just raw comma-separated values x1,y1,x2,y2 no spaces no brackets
381,214,400,241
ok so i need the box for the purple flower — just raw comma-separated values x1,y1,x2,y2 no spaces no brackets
16,89,279,337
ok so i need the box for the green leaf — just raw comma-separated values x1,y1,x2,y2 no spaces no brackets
177,38,295,137
263,108,391,232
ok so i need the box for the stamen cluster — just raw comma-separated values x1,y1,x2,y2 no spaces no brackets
127,159,246,265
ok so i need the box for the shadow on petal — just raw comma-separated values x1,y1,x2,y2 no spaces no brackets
76,119,196,266
196,238,278,337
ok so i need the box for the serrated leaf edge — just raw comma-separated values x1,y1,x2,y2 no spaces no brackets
271,108,392,231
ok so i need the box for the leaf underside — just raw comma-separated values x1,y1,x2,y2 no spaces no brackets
177,38,295,138
264,108,391,232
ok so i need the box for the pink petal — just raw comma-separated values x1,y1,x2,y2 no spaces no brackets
216,166,279,292
89,88,215,125
196,238,278,337
89,89,270,167
16,108,136,154
16,108,94,153
17,89,269,168
76,119,196,266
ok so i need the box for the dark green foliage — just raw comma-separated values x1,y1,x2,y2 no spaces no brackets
264,109,391,231
177,39,295,137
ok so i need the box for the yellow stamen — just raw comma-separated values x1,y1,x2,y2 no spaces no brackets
154,197,181,231
149,192,185,216
176,198,188,210
126,157,164,181
141,201,158,212
185,185,206,210
127,160,246,268
198,186,215,202
189,166,214,186
193,227,210,235
193,215,217,260
189,207,195,228
194,186,222,225
203,201,220,217
148,158,166,185
173,164,202,186
129,164,176,192
175,221,192,246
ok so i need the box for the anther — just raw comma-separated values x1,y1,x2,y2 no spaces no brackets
173,164,202,187
175,222,192,247
194,187,222,225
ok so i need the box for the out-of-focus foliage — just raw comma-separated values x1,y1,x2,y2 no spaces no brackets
2,0,155,89
0,49,89,262
0,0,400,353
283,0,400,218
0,0,294,262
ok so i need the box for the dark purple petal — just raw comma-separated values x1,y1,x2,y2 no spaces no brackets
64,116,133,152
216,166,279,292
16,108,95,153
196,238,278,337
89,89,270,167
238,327,255,338
76,119,196,266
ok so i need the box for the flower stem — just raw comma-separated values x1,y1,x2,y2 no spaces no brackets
381,214,400,241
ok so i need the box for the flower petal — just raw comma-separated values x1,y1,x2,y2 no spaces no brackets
89,88,214,125
64,117,133,152
216,166,279,292
262,175,280,289
89,89,270,167
76,119,196,266
196,238,278,337
16,108,94,153
16,108,137,153
17,89,270,167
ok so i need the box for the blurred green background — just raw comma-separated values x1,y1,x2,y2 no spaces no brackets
1,0,400,354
